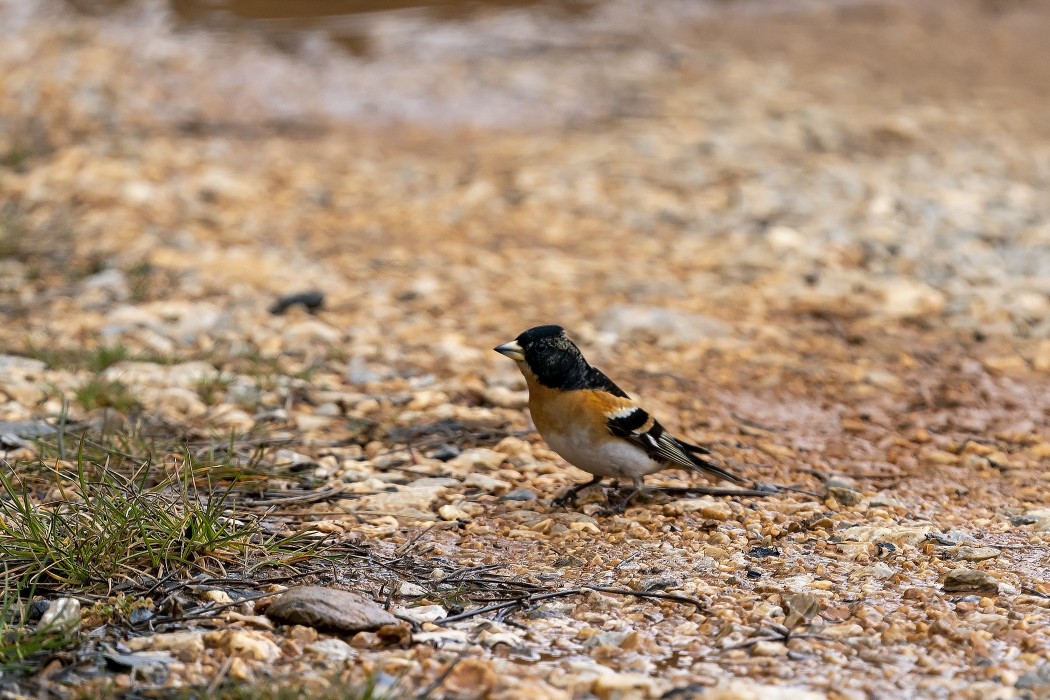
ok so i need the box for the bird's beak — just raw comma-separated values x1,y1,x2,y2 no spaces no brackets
494,340,525,362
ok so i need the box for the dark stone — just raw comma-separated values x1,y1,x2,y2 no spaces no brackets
1016,662,1050,690
748,546,781,558
269,291,325,315
27,600,50,621
428,444,461,461
128,607,155,625
500,488,538,501
875,541,897,556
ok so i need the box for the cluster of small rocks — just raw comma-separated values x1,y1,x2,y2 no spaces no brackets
1,0,1050,698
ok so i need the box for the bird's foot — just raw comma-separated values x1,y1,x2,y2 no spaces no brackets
596,486,643,516
551,492,577,508
597,501,629,517
552,475,604,509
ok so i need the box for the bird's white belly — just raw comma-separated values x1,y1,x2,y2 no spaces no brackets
543,429,664,479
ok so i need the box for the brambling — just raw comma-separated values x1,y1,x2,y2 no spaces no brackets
495,324,744,512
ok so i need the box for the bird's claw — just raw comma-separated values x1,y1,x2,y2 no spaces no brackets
597,502,629,517
551,493,576,508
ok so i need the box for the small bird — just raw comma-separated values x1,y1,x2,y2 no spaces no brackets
494,324,743,512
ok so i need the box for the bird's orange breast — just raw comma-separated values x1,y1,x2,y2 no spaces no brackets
522,365,631,441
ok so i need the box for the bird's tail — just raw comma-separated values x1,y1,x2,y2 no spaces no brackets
677,439,746,484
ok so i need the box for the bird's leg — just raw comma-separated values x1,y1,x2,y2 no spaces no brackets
553,474,603,507
600,477,646,516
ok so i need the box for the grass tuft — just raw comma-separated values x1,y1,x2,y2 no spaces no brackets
24,341,174,372
196,373,233,406
73,375,141,413
0,445,322,591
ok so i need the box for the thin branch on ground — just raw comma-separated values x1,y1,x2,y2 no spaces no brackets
437,585,705,625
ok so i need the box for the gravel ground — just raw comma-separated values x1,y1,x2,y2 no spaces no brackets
1,0,1049,698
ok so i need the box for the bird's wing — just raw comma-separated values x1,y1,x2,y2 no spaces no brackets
605,406,744,484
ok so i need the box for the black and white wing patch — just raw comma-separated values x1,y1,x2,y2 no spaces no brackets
606,406,744,484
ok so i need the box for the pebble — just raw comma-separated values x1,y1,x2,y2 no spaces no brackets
413,629,469,647
396,605,447,623
304,637,356,661
269,291,324,315
102,649,176,672
500,488,538,501
201,589,234,605
39,598,81,632
685,679,825,700
102,360,218,389
749,546,781,558
399,582,427,597
1016,662,1050,692
264,586,398,633
589,669,660,699
137,387,208,419
861,562,895,579
463,472,511,493
102,302,222,343
438,504,472,521
839,525,932,546
446,448,507,472
879,280,946,319
781,592,820,628
826,486,862,506
126,632,206,660
955,546,1001,562
355,478,456,516
274,449,317,469
0,419,56,438
428,444,461,461
751,640,788,657
673,497,733,520
442,658,499,698
943,569,1000,595
205,630,281,662
0,355,46,377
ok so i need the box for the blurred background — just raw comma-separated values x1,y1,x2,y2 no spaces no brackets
2,0,1050,393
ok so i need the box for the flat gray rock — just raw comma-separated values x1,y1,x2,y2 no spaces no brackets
265,586,397,633
0,420,57,438
943,568,999,595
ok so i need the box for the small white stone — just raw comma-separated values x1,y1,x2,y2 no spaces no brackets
463,472,511,493
40,598,81,632
399,582,427,597
397,605,447,623
751,639,788,657
438,504,471,521
305,637,355,661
